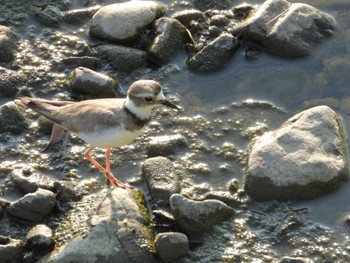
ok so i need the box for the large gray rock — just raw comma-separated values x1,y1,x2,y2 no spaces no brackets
44,188,156,263
94,44,148,72
170,194,234,237
186,33,238,72
155,232,189,263
142,157,181,206
90,1,165,43
245,106,349,201
70,67,121,98
8,188,56,222
230,0,337,57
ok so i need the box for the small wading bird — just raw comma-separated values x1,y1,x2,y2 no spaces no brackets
15,80,179,188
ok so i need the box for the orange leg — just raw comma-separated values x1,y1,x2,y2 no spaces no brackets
84,148,119,188
105,147,132,189
84,148,132,189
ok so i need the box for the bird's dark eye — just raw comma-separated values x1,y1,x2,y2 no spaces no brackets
144,97,154,103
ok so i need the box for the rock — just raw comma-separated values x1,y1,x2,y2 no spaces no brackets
202,191,240,208
148,17,188,62
90,1,165,43
193,0,234,11
245,46,262,60
245,106,349,201
94,44,148,72
146,134,187,157
230,0,337,57
53,181,87,203
8,188,56,223
142,157,181,206
58,56,100,70
152,209,176,228
279,256,314,263
0,102,28,134
10,168,55,194
169,194,234,237
35,5,63,27
186,33,238,72
70,67,121,98
44,188,156,263
0,67,26,97
0,236,24,263
155,232,189,263
0,25,20,62
26,224,54,252
64,6,100,24
171,9,206,28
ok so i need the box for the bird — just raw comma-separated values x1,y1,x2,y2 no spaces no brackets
15,79,179,188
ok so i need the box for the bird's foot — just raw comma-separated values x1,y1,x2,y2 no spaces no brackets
105,172,133,189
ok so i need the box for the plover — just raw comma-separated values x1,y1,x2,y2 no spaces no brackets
15,79,179,188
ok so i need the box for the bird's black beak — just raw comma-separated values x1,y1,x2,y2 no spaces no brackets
162,99,179,110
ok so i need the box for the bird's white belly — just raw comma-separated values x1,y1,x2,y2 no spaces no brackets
77,126,144,148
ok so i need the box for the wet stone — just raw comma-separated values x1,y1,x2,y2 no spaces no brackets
0,236,24,263
0,67,26,97
58,56,100,71
245,46,262,60
8,188,56,223
152,209,176,228
193,0,234,11
64,6,100,24
0,25,20,62
70,67,121,98
0,102,28,134
10,168,55,194
90,1,165,43
26,224,54,253
53,181,87,203
187,33,238,72
148,17,188,62
279,256,314,263
245,106,349,201
202,191,241,208
170,194,234,237
146,134,187,157
230,0,337,57
155,232,189,263
171,9,206,28
35,5,63,27
94,44,148,73
142,157,181,206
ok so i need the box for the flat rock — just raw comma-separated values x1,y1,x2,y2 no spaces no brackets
186,33,238,72
7,188,56,223
142,157,181,206
94,44,148,72
171,9,206,28
170,194,234,237
43,188,156,263
155,232,189,262
230,0,337,57
90,1,165,43
35,4,63,27
245,106,349,201
70,67,121,98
